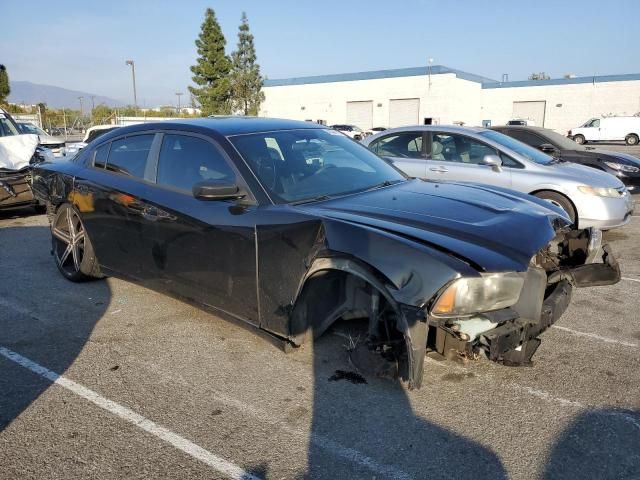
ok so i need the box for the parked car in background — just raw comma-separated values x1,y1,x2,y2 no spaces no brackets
62,124,120,156
569,117,640,145
363,125,634,229
330,124,365,140
0,108,51,211
31,117,620,388
491,125,640,193
365,126,387,137
18,122,66,157
507,119,536,126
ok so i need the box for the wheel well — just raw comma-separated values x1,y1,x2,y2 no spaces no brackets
626,133,639,139
529,189,578,226
289,269,402,346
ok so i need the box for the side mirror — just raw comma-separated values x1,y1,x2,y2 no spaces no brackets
538,143,558,154
193,181,245,201
481,154,503,171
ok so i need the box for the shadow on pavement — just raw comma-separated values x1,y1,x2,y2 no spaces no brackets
543,408,640,480
303,326,508,479
0,224,111,431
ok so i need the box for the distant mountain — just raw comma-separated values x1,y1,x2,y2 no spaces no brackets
8,81,125,109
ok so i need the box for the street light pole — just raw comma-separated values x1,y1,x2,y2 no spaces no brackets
176,92,183,116
125,60,138,113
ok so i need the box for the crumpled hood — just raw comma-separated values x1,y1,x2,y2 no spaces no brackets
297,179,570,272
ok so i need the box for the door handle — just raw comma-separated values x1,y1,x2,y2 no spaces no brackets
429,167,449,173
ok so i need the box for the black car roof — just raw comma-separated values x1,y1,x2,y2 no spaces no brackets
105,117,324,137
492,125,549,133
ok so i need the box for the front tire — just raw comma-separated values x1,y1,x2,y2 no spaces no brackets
573,134,586,145
625,134,639,146
51,204,102,282
533,191,577,226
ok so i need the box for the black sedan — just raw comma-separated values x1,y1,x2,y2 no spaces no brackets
32,117,620,388
491,125,640,193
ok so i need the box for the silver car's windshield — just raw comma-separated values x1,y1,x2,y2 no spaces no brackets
230,128,406,204
479,130,554,165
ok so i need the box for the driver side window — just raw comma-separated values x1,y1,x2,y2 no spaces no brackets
431,133,498,165
156,134,236,193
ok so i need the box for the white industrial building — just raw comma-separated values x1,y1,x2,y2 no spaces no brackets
260,65,640,134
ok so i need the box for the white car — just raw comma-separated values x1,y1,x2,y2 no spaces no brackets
17,122,66,157
569,116,640,146
330,124,365,141
62,125,120,156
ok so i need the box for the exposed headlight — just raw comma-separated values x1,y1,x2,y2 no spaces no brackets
431,272,525,317
577,185,624,197
604,161,640,173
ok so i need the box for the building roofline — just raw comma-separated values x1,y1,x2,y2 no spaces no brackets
263,65,496,87
264,66,640,89
482,73,640,89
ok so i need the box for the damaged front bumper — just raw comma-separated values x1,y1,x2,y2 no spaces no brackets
417,230,620,382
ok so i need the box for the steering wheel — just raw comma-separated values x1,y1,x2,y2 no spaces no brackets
256,155,278,191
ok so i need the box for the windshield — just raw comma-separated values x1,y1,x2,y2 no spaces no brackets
539,128,585,151
20,123,48,136
479,130,554,165
230,128,406,204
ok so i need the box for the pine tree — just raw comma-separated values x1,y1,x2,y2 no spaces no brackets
0,65,10,105
189,8,232,116
230,13,265,116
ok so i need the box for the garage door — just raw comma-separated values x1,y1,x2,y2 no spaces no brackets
512,101,546,127
389,98,420,127
346,101,373,130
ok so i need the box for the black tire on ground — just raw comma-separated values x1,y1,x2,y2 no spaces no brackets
573,134,586,145
51,203,103,282
625,134,639,146
533,191,577,226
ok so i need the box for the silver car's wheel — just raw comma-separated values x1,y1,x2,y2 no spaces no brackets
51,204,102,281
534,191,577,226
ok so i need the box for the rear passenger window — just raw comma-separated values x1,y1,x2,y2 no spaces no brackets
156,134,235,193
94,143,111,168
106,135,154,178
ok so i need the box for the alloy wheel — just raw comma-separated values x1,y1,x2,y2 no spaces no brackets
52,207,86,275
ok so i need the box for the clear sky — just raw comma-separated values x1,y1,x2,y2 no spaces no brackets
2,0,639,106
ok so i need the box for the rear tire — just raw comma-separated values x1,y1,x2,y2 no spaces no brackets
573,134,586,145
51,204,103,282
533,191,577,226
625,134,639,146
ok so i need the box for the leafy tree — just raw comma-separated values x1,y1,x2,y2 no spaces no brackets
230,12,265,116
188,8,232,116
0,64,10,105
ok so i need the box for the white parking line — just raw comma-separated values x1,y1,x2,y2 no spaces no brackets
622,276,640,283
1,298,413,480
0,346,261,480
551,325,638,348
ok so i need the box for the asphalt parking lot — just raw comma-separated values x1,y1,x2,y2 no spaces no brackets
1,197,639,479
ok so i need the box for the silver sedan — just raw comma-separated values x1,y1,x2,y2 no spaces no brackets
362,125,634,229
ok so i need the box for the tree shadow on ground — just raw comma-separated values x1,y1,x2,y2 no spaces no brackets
0,224,110,431
543,408,640,480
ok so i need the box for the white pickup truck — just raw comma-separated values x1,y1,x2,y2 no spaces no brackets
569,116,640,146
